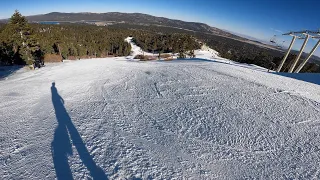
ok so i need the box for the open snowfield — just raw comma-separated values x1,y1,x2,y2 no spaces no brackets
1,56,320,179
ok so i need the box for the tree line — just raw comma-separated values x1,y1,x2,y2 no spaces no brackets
132,33,200,54
0,11,201,66
0,11,132,66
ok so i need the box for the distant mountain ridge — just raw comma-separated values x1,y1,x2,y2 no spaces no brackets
16,12,246,40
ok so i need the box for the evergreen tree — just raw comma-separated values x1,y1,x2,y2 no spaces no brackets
1,10,39,65
179,50,186,59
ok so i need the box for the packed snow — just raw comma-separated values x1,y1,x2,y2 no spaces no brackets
1,40,320,179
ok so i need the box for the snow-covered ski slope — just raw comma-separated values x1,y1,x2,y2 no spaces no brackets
125,37,226,61
125,37,155,58
1,46,320,179
125,36,265,70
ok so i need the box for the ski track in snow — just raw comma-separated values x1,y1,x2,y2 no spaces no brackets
1,46,320,179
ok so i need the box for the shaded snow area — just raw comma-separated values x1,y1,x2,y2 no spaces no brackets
0,66,26,79
1,58,320,179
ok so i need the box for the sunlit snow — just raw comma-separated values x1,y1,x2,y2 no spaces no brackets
1,39,320,179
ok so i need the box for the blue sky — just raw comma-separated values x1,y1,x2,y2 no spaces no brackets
1,0,320,56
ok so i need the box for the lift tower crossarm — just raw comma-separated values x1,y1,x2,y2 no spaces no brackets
283,32,293,35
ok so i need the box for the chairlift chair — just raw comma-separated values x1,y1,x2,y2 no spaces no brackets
270,35,277,44
277,41,285,48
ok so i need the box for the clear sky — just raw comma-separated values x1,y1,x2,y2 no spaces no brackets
1,0,320,56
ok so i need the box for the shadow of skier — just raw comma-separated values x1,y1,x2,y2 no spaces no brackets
51,82,108,180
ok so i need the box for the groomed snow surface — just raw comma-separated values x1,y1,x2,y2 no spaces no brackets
1,41,320,179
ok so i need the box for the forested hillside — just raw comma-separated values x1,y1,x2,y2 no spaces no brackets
132,34,200,54
0,11,132,65
109,23,320,73
0,11,201,66
23,12,243,39
34,24,132,59
0,11,319,73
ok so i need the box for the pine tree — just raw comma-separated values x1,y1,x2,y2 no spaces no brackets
179,50,186,59
1,10,39,65
188,50,195,58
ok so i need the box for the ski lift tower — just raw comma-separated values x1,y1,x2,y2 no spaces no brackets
288,31,311,73
294,30,320,73
276,32,300,72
